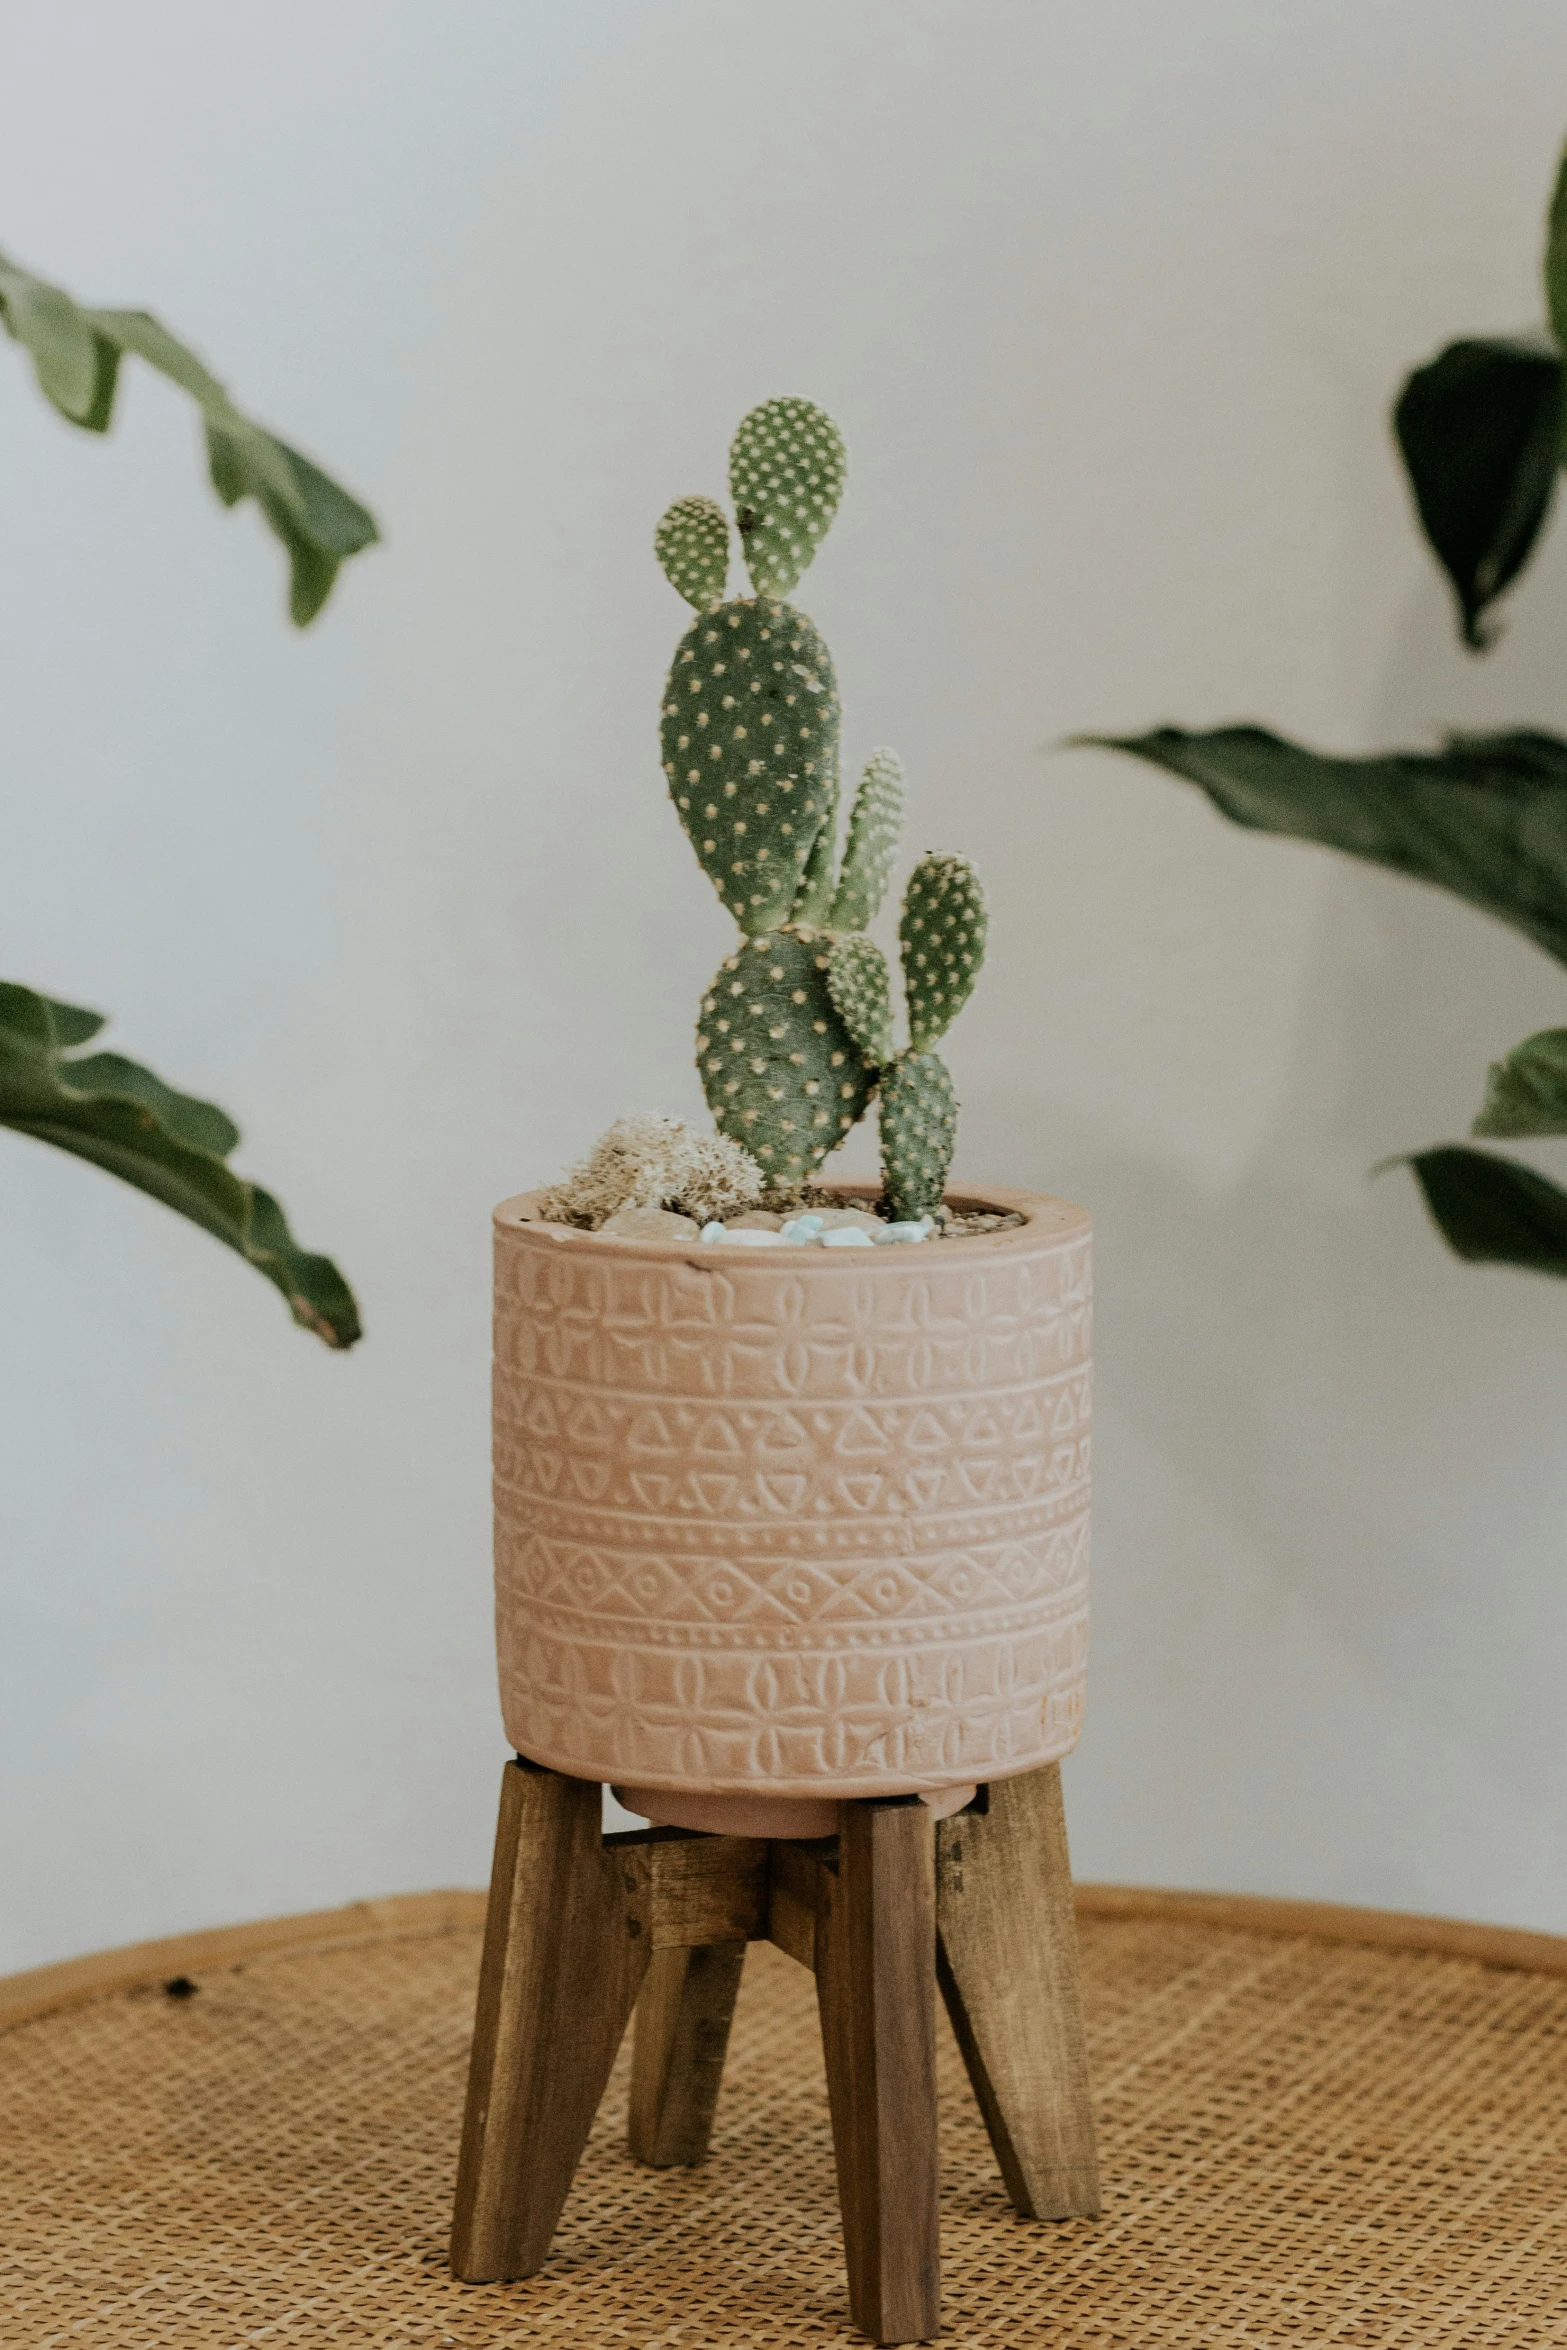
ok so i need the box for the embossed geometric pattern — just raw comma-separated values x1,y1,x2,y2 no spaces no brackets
493,1187,1091,1797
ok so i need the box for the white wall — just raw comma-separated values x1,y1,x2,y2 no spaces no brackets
5,0,1567,1973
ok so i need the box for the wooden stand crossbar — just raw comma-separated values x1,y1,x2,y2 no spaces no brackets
450,1759,1100,2345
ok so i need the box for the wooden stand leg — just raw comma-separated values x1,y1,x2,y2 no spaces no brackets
629,1941,746,2166
450,1760,651,2281
935,1763,1100,2220
816,1799,940,2347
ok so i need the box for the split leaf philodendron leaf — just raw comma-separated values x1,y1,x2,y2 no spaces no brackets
900,852,989,1051
1082,725,1567,969
730,397,847,600
1393,338,1564,649
661,598,840,930
826,933,894,1067
0,252,379,625
0,981,360,1347
1401,1143,1567,1278
1472,1027,1567,1137
654,495,729,611
828,748,905,932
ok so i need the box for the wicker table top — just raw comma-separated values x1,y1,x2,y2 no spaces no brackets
3,1884,1566,2347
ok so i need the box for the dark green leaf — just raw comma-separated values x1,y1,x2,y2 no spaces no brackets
1079,725,1567,967
1392,338,1563,649
0,980,359,1347
1544,138,1567,369
1402,1143,1567,1278
39,993,107,1048
1472,1027,1567,1136
0,253,379,626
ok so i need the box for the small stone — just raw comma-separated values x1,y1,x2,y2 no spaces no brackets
820,1226,875,1247
882,1222,932,1244
809,1207,884,1235
708,1226,788,1246
601,1205,701,1242
726,1210,784,1230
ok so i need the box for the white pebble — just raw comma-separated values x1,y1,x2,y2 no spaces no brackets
882,1222,932,1243
820,1227,874,1247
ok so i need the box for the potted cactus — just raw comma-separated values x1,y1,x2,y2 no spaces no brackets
492,400,1092,1834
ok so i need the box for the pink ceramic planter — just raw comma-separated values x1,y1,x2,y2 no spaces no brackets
492,1183,1091,1838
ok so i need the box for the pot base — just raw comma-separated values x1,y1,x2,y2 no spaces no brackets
613,1781,977,1839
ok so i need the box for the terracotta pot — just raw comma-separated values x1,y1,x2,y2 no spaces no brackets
492,1182,1091,1838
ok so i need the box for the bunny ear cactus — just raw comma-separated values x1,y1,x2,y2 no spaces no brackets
730,396,847,600
658,398,988,1201
654,494,730,612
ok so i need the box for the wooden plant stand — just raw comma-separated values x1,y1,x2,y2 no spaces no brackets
450,1757,1100,2346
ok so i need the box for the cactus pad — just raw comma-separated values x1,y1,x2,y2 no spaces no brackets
662,597,841,930
787,768,842,925
878,1049,958,1222
899,851,988,1051
730,397,847,600
826,933,894,1067
654,494,730,610
697,928,875,1186
828,747,905,931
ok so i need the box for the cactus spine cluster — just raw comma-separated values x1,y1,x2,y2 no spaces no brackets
657,398,988,1221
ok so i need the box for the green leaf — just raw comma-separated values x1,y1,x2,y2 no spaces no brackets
1472,1027,1567,1137
1080,725,1567,968
1401,1143,1567,1278
0,253,379,625
1543,137,1567,368
1392,338,1563,649
0,980,359,1347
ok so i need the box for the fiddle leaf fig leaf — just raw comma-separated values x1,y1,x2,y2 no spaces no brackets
0,252,379,625
1392,338,1564,649
1472,1027,1567,1137
1081,725,1567,969
1398,1143,1567,1279
0,981,359,1347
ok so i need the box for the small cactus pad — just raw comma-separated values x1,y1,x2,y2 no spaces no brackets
663,598,841,931
698,928,875,1186
730,397,847,600
899,851,988,1051
878,1049,957,1222
788,769,842,924
826,932,894,1066
654,494,730,610
828,748,905,931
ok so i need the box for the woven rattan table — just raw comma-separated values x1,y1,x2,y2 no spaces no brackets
4,1883,1566,2347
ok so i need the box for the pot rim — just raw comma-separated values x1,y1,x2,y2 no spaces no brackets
494,1178,1089,1259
